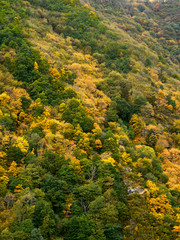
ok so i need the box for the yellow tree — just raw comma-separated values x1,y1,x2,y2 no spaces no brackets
172,212,180,238
0,151,7,168
129,114,146,136
0,166,9,185
0,92,10,107
8,161,21,177
49,67,60,79
148,194,174,219
34,61,39,71
0,166,9,196
69,157,82,175
13,136,29,155
95,139,102,149
146,180,159,197
121,152,132,166
77,137,93,155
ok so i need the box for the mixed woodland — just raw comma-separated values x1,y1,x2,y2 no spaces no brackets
0,0,180,239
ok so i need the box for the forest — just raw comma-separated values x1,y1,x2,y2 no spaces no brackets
0,0,179,239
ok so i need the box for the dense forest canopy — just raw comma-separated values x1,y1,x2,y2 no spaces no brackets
0,0,179,239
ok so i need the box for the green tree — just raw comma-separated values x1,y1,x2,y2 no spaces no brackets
77,182,102,212
41,151,65,175
31,228,43,240
40,215,56,239
133,96,147,113
21,97,31,112
65,215,93,240
33,200,55,228
146,130,158,148
19,219,34,234
106,102,119,123
104,224,123,240
152,159,163,178
19,164,44,189
7,145,24,164
62,99,94,132
0,230,14,240
115,97,132,121
42,176,66,212
137,145,156,159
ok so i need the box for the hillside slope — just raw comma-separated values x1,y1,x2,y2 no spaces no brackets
0,0,179,239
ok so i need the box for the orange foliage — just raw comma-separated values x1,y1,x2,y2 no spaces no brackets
14,184,24,193
148,195,173,218
8,161,21,177
95,139,102,149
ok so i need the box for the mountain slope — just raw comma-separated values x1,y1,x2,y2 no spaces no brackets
0,0,179,239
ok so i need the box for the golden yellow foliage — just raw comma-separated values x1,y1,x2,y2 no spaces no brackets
130,114,145,136
162,151,180,190
146,180,159,196
8,161,21,177
77,137,92,154
13,137,29,154
2,134,11,147
162,148,180,164
45,132,75,158
166,104,173,111
92,123,102,137
172,212,180,237
89,11,97,18
73,124,84,142
49,67,60,79
0,166,9,184
34,61,39,71
121,152,132,166
158,90,165,98
63,194,74,218
0,92,10,107
46,33,58,41
148,195,173,218
60,67,66,75
150,68,159,82
14,184,24,193
59,103,66,113
0,109,3,118
69,157,82,174
0,151,7,167
172,225,180,237
103,157,116,166
95,139,102,149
